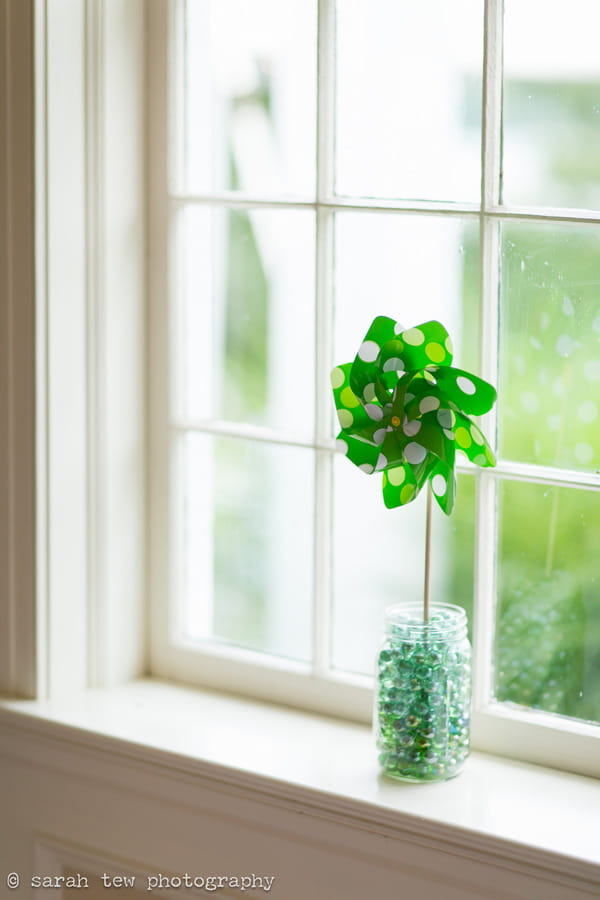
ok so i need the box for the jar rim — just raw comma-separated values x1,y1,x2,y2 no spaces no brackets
384,601,466,621
383,601,468,641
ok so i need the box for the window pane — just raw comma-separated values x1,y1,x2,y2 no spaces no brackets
332,469,475,676
182,0,316,196
499,221,600,471
334,214,480,382
179,433,313,662
335,0,483,201
503,0,600,209
178,205,315,436
496,480,600,723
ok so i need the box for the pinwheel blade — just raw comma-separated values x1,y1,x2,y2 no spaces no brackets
332,317,497,515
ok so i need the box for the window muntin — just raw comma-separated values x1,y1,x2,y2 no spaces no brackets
154,0,600,772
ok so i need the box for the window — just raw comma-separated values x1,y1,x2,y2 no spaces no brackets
149,0,600,776
3,7,598,897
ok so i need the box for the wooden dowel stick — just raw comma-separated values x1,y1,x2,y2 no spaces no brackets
423,483,433,623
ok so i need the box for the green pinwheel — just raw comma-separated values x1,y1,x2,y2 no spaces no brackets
331,317,496,514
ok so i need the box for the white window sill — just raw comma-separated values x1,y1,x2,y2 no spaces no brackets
1,678,599,887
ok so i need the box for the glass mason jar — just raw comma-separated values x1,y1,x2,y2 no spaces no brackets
375,602,471,782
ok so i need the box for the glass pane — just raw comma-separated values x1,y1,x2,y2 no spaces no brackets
503,0,600,209
496,480,600,723
182,0,316,196
178,205,315,435
332,469,475,676
334,214,480,388
335,0,483,201
179,433,313,662
499,221,600,471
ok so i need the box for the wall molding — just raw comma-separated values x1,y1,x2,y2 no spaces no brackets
1,0,148,701
33,836,231,900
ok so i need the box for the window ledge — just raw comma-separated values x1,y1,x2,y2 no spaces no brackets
1,678,599,891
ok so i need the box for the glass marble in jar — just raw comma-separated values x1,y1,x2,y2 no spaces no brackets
375,602,471,782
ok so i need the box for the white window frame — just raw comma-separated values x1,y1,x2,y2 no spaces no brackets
147,0,600,779
0,0,147,702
